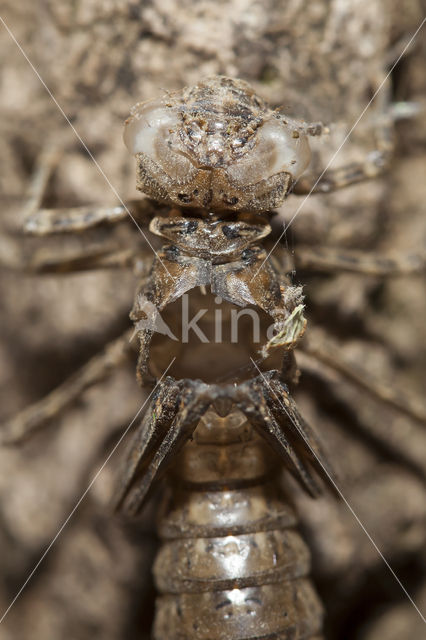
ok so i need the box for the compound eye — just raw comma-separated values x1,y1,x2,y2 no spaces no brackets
260,119,311,180
123,99,178,155
227,119,311,186
124,100,196,182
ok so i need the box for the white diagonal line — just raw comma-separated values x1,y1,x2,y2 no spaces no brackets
254,17,426,279
0,357,175,625
0,15,174,280
250,357,426,624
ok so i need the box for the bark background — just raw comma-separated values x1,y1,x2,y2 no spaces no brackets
0,1,425,638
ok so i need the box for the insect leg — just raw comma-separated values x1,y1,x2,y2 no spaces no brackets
23,199,161,236
0,328,134,445
298,349,426,480
1,224,155,274
294,245,426,276
22,141,62,221
24,246,151,274
300,326,426,426
20,141,130,233
21,142,162,235
293,114,394,195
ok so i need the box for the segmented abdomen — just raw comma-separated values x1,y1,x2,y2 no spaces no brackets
153,406,324,639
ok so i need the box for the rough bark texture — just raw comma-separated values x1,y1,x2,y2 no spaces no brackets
0,1,425,639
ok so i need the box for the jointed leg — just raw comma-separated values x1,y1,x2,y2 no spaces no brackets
25,204,128,235
297,350,426,480
0,329,134,445
21,140,168,246
24,199,163,236
1,228,155,273
2,144,160,274
22,142,62,221
26,246,153,274
22,142,162,235
300,326,426,426
293,113,394,195
294,245,426,276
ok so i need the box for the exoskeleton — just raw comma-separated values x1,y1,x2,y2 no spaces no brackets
2,76,425,639
116,76,336,639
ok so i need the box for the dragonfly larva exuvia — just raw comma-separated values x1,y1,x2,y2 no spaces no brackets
3,73,424,639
